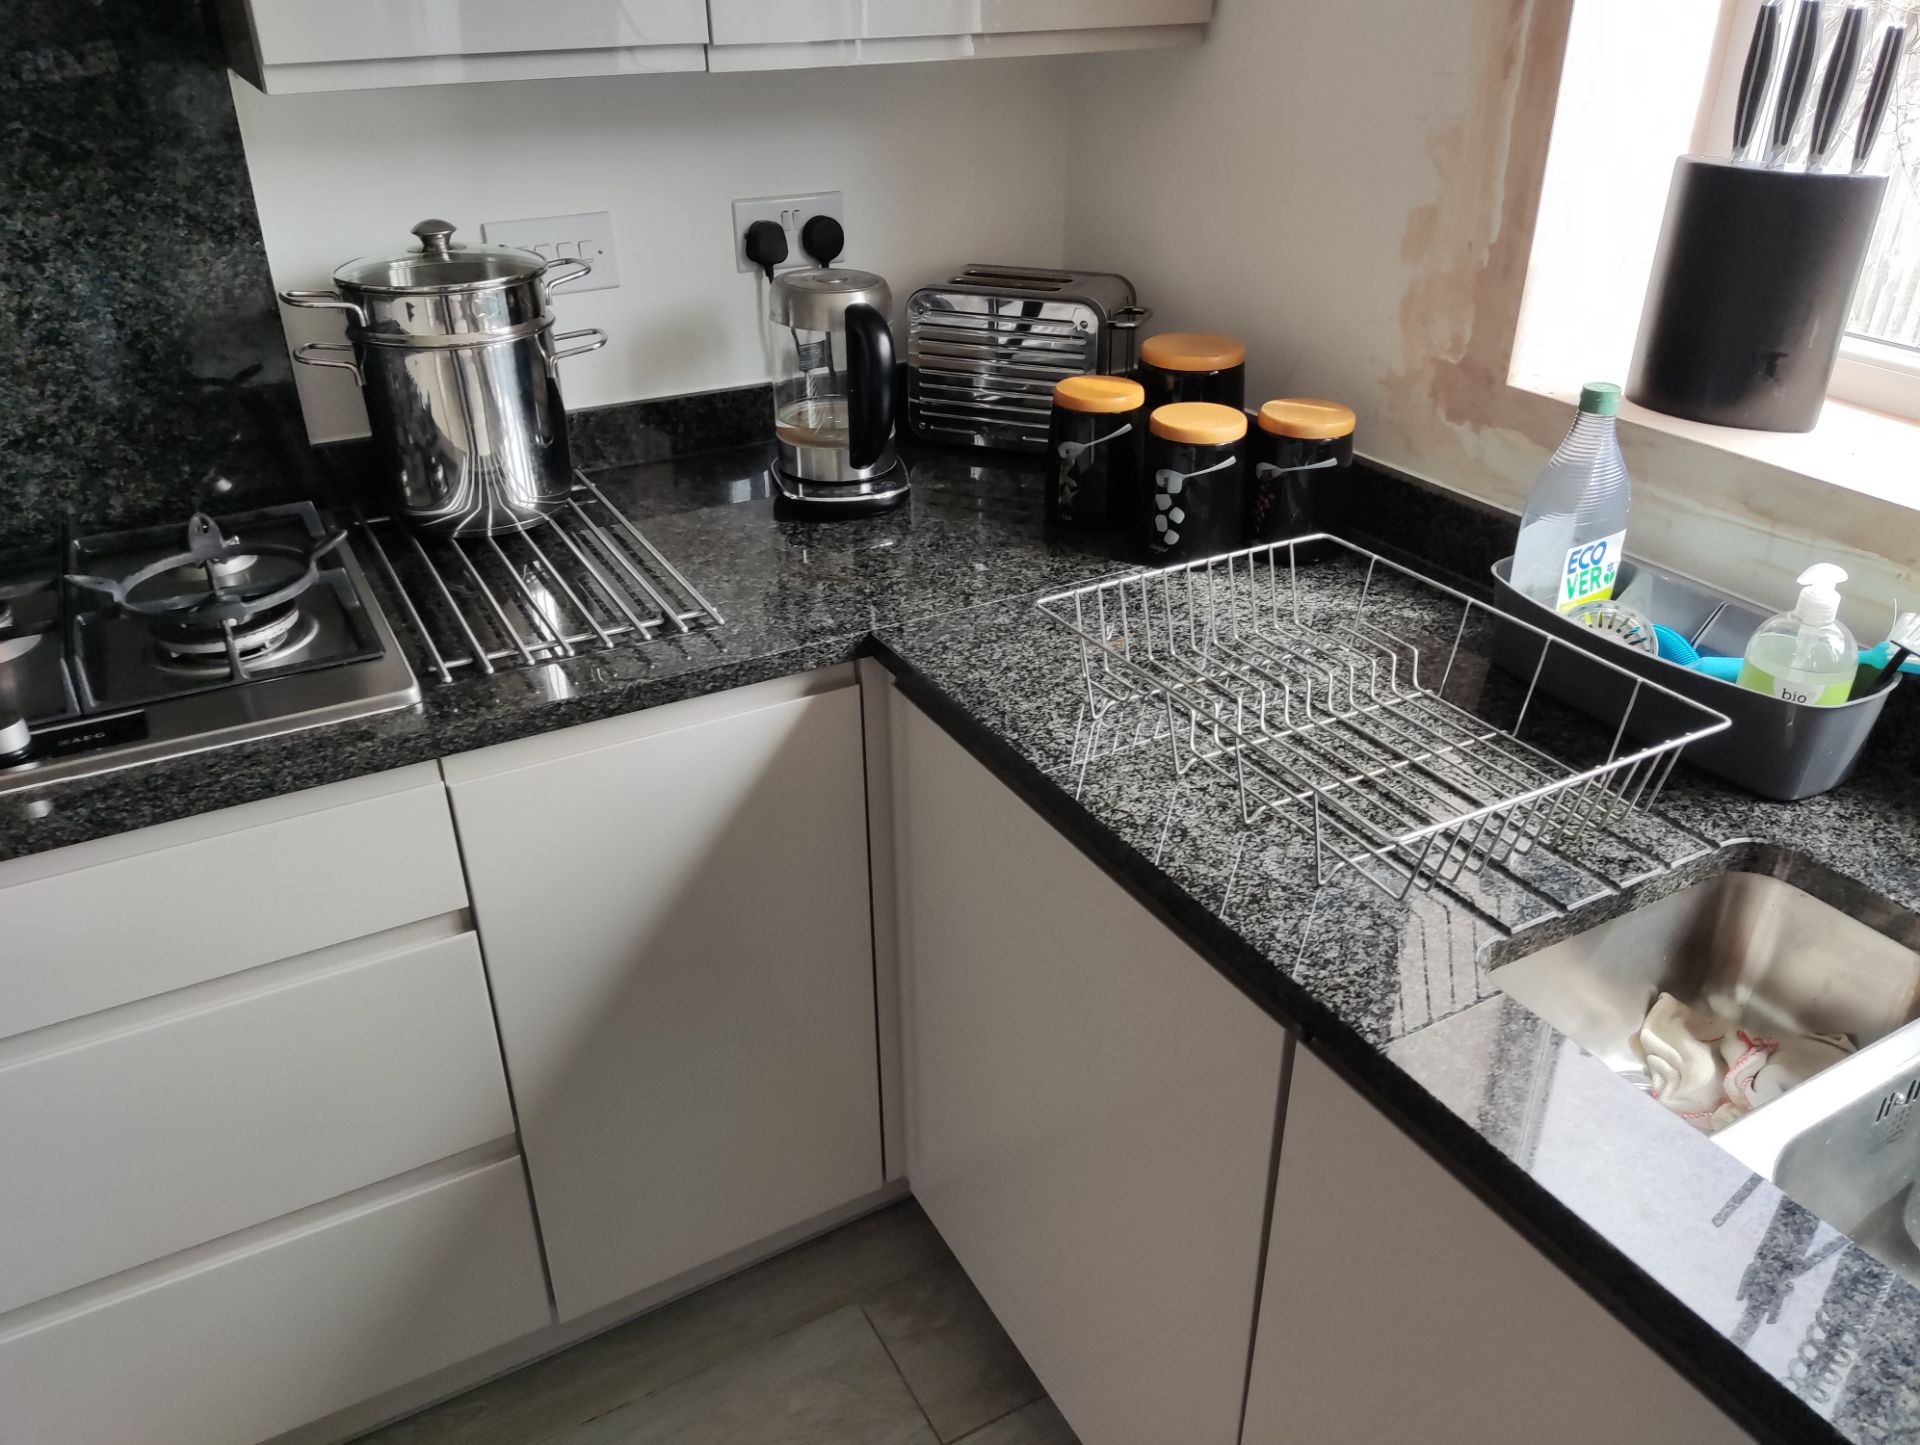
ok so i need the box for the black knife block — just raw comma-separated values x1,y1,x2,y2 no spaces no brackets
1627,156,1887,432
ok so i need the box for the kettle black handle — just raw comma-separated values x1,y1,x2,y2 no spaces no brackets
845,303,895,470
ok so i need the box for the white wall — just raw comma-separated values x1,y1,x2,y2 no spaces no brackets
232,61,1071,442
1059,0,1484,444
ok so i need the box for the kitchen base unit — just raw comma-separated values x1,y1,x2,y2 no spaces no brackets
0,764,548,1445
445,667,885,1322
1242,1048,1754,1444
884,686,1288,1445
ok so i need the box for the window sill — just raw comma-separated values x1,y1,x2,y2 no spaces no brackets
1509,378,1920,514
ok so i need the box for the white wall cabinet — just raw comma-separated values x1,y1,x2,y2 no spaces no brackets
1243,1048,1752,1444
220,0,710,93
706,0,1212,71
221,0,1209,88
886,689,1286,1445
445,669,884,1322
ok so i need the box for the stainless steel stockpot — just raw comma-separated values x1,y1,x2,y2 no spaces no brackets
283,219,607,537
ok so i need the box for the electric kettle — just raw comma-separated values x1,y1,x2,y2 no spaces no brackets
768,268,908,515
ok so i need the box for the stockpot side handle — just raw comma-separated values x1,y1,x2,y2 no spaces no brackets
280,290,369,328
550,328,609,363
541,258,594,293
292,341,364,386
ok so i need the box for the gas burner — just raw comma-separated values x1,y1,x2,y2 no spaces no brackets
68,512,343,644
0,500,420,794
147,598,320,676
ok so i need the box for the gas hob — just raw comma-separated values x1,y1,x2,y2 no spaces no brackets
0,503,419,794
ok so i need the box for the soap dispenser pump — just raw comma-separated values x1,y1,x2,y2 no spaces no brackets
1737,564,1860,706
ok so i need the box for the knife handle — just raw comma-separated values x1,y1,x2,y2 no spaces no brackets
1768,0,1823,166
1811,4,1868,168
1734,0,1782,159
1853,24,1907,172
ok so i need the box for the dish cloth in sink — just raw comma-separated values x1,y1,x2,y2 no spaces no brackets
1631,992,1853,1134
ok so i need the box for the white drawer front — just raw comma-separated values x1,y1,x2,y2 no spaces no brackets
0,764,468,1039
0,929,515,1315
0,1155,552,1445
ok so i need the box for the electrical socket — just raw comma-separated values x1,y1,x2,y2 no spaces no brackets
480,211,620,292
732,191,845,274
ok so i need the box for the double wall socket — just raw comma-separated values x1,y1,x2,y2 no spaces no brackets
732,191,845,274
481,211,620,292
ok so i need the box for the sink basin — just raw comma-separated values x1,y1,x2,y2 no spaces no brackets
1493,864,1920,1277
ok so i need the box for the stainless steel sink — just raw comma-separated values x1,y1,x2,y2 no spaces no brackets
1493,863,1920,1280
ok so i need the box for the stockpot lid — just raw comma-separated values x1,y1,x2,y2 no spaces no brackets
334,219,549,295
770,267,892,332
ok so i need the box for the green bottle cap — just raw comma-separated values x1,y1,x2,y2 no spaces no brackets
1579,382,1622,416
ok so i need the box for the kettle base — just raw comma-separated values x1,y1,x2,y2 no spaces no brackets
773,461,911,520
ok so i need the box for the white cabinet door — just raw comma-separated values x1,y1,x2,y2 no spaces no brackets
229,0,709,92
445,672,882,1321
1243,1048,1753,1444
706,0,1211,71
711,0,1212,44
889,692,1285,1445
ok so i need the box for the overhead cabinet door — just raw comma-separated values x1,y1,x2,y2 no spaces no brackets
706,0,1212,69
444,673,883,1321
229,0,710,92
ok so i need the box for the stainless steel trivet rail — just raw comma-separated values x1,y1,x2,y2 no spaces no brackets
352,474,723,682
1037,536,1732,910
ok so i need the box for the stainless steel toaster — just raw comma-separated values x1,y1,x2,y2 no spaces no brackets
906,266,1149,454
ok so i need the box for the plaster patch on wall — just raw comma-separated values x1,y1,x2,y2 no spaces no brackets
1383,0,1572,485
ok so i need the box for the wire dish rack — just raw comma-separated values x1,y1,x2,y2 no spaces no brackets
1037,536,1732,908
352,474,723,683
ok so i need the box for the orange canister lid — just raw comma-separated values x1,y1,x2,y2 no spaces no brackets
1139,332,1247,373
1149,402,1248,447
1257,398,1356,440
1054,375,1146,415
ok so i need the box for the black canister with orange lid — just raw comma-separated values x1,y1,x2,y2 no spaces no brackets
1249,398,1356,560
1146,402,1247,562
1047,375,1146,532
1138,333,1247,412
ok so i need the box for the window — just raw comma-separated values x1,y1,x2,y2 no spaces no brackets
1709,1,1920,421
1833,8,1920,418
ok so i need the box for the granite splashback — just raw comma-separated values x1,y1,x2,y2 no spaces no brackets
0,0,786,548
0,0,326,542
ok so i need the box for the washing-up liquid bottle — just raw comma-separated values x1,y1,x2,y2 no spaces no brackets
1737,564,1859,706
1510,382,1632,615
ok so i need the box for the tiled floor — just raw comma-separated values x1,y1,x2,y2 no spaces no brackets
355,1200,1078,1445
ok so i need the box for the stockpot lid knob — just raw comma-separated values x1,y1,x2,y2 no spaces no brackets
411,219,458,257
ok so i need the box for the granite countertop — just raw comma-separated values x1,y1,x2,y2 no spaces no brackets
5,439,1919,1445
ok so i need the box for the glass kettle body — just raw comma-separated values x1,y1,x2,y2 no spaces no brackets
768,269,897,484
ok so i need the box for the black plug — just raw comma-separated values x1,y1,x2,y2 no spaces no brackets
744,220,788,281
800,215,845,268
